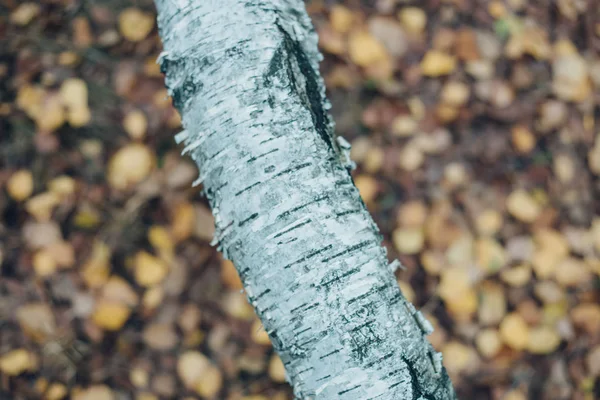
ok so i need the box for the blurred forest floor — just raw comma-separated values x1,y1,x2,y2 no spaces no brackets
1,0,600,399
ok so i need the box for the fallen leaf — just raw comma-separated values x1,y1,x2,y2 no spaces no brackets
586,346,600,376
534,281,566,304
25,192,60,221
571,303,600,334
475,329,502,358
0,349,37,376
391,115,418,137
251,319,271,345
398,144,424,171
348,31,389,67
177,351,222,397
10,3,40,26
107,144,155,190
393,227,425,255
499,312,529,350
119,8,154,42
500,264,531,287
398,7,427,35
554,257,591,287
72,385,114,400
134,251,169,287
442,341,478,374
511,125,536,154
130,367,149,388
123,110,147,140
398,280,415,304
92,301,131,331
46,383,68,400
221,259,243,290
268,355,286,383
81,241,111,288
32,249,57,278
102,275,139,306
368,17,407,58
441,81,470,107
329,5,354,34
143,323,178,350
48,175,76,198
171,202,195,242
475,238,507,273
421,51,456,76
475,209,503,236
397,201,428,228
7,169,34,201
478,282,506,325
553,52,591,102
527,326,560,354
60,78,88,110
506,189,541,223
223,291,254,321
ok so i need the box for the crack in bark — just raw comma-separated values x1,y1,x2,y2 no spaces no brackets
401,355,436,400
264,21,336,156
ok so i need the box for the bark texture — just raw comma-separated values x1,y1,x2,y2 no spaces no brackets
155,1,457,399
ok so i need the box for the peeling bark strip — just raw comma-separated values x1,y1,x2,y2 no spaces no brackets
155,1,457,398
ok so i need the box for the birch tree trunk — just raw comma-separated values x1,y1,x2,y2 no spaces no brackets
155,1,457,398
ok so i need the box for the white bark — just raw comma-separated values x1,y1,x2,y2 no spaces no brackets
155,1,457,399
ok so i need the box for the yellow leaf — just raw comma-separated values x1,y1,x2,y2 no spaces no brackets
251,319,271,345
171,202,195,242
16,84,44,118
442,341,476,374
48,175,76,198
421,51,456,77
475,329,502,358
119,8,154,42
107,144,155,190
92,301,131,331
0,349,37,376
221,259,243,290
348,31,389,67
506,189,541,223
134,251,168,287
330,5,354,34
398,8,427,35
72,385,114,400
268,354,286,383
499,313,529,350
36,94,65,132
10,3,40,26
25,192,60,221
33,249,57,277
46,383,68,400
500,264,531,287
142,286,164,310
123,110,147,140
60,78,88,110
177,351,222,397
81,242,111,288
527,326,560,354
67,106,91,127
7,169,34,201
148,226,174,256
393,227,424,255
